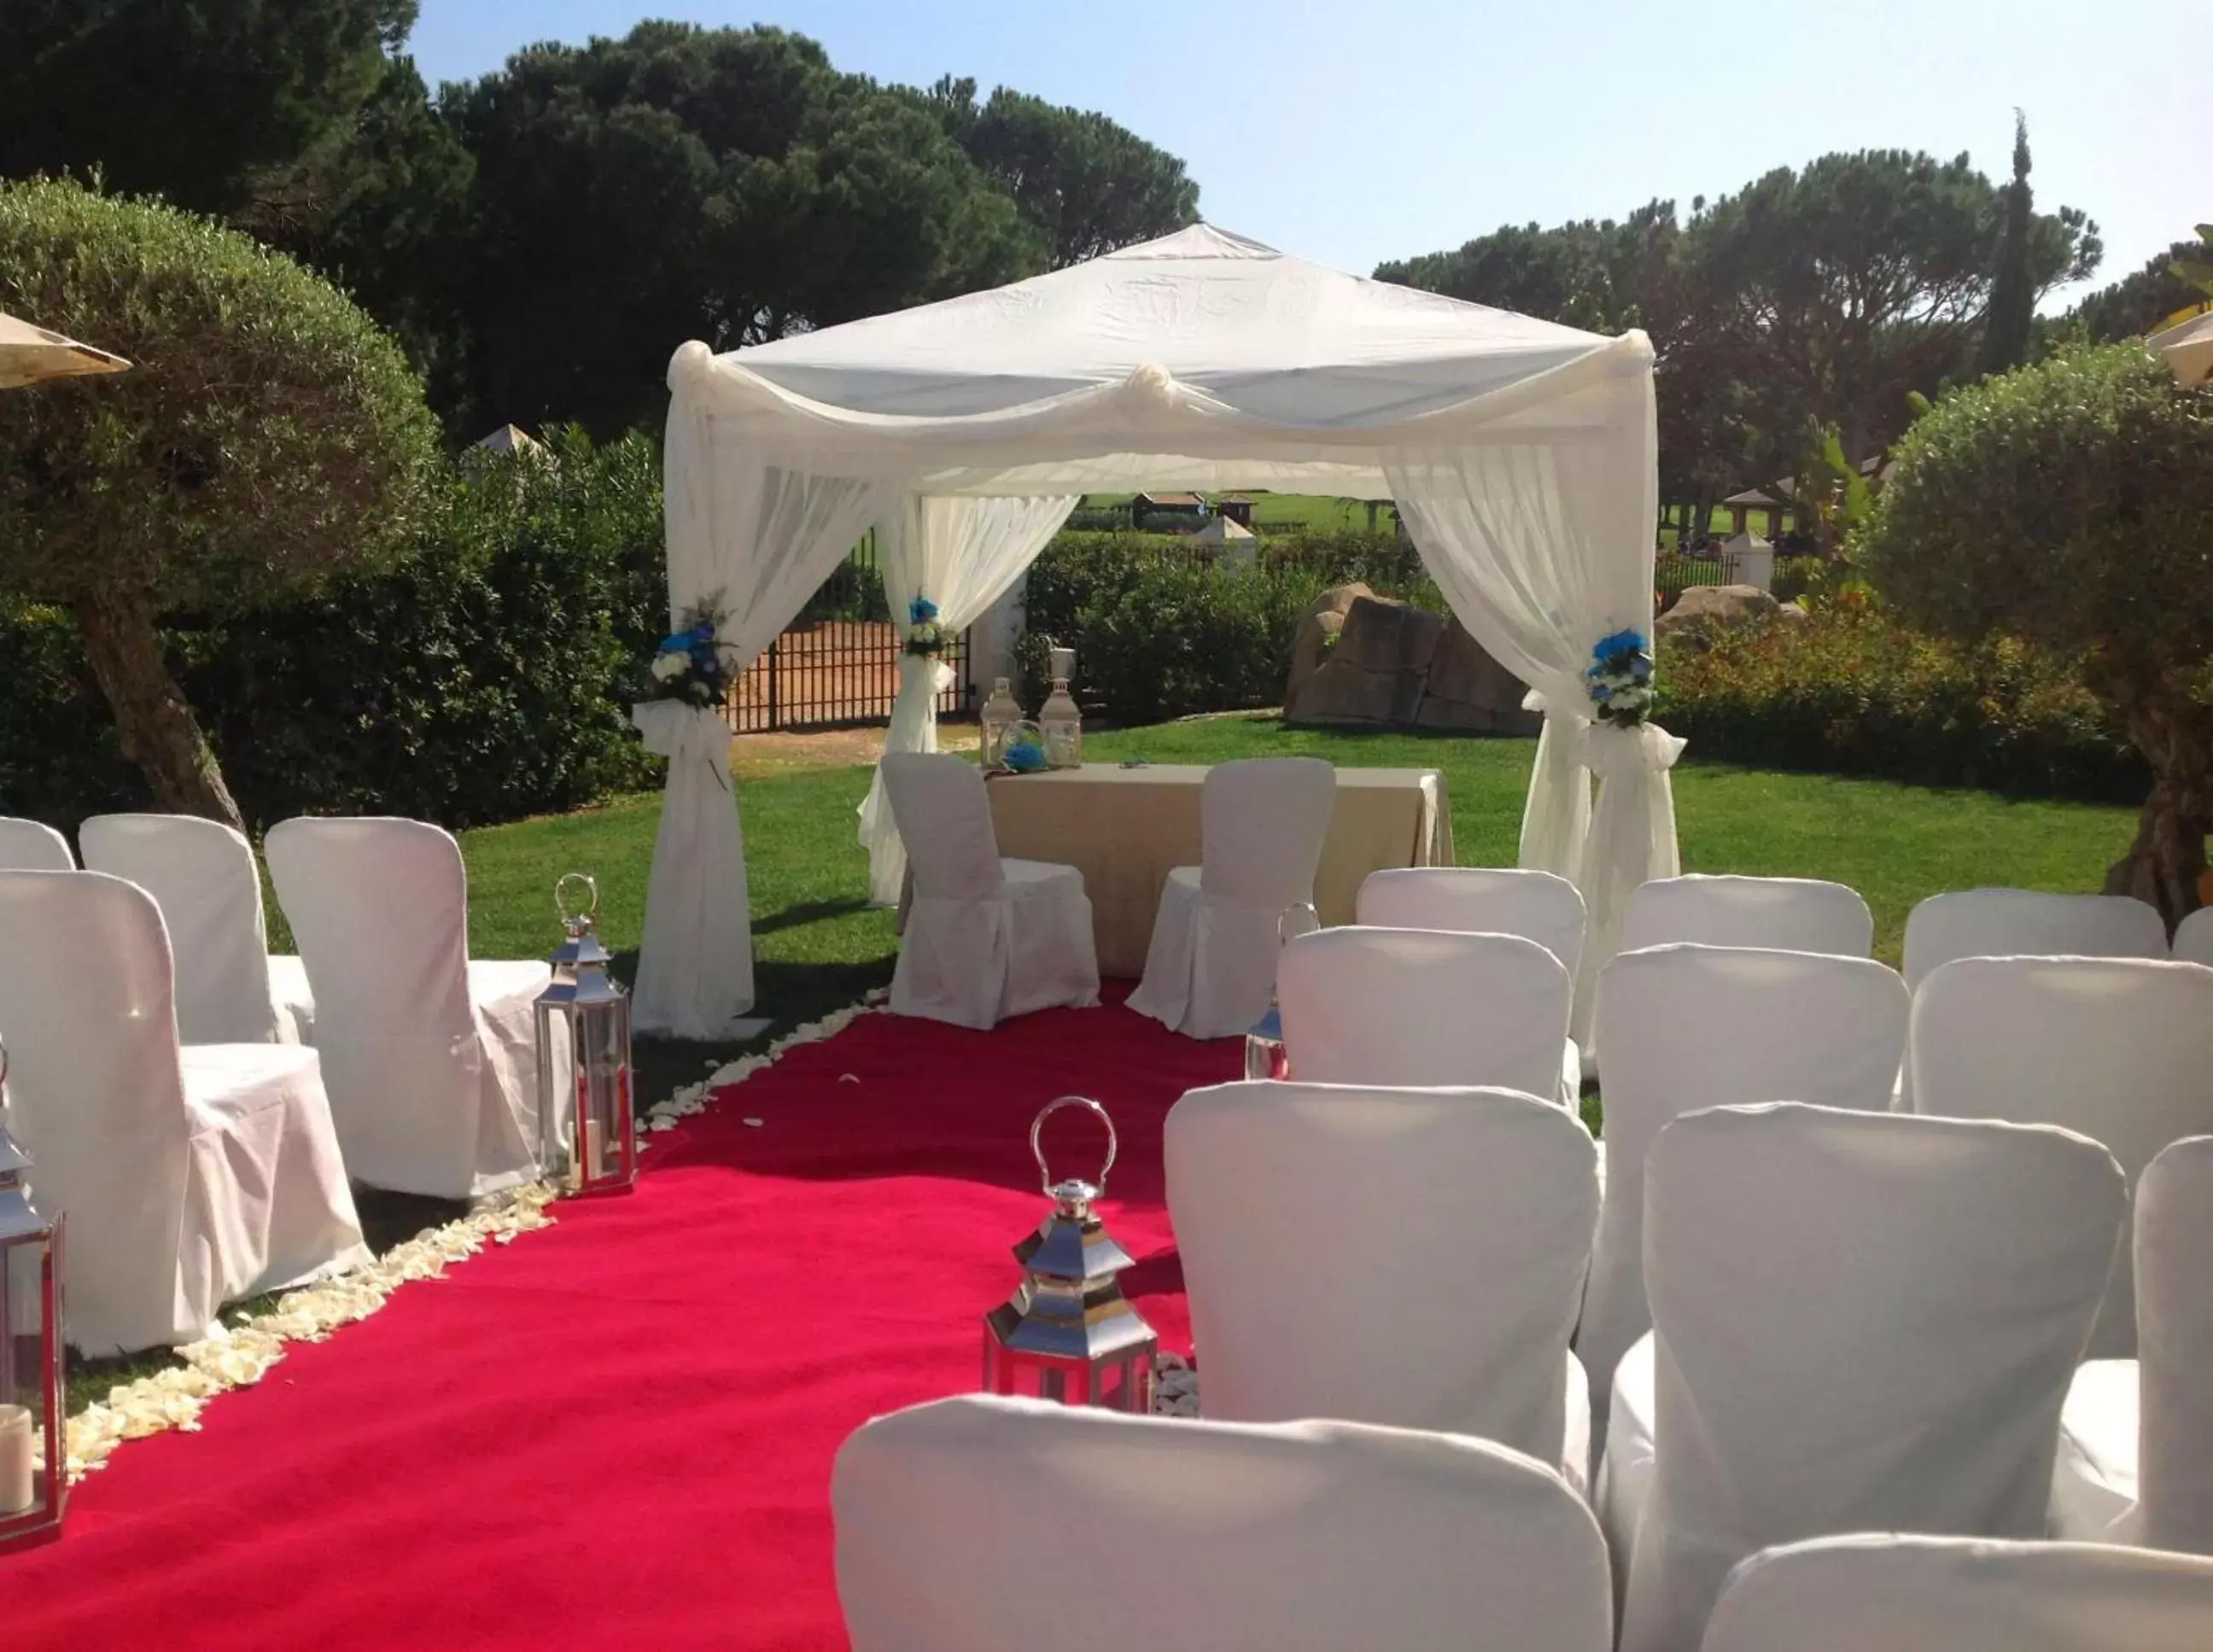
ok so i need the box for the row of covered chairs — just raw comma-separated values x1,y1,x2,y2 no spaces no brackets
0,812,551,1354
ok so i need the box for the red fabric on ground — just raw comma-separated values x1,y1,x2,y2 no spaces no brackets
4,989,1234,1649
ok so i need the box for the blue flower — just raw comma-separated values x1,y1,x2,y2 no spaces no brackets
658,633,688,654
689,622,715,645
1593,628,1647,662
909,596,939,624
1004,740,1046,773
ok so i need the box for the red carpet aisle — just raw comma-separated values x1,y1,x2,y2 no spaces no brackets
5,989,1235,1651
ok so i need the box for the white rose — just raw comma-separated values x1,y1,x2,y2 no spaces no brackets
651,651,688,681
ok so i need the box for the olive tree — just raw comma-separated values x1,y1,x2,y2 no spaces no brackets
1860,343,2213,925
0,177,438,828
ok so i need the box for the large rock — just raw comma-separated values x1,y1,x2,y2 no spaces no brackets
1655,582,1782,652
1283,581,1374,709
1288,594,1443,727
1417,620,1541,734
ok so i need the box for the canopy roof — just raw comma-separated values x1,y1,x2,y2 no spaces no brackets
669,225,1650,494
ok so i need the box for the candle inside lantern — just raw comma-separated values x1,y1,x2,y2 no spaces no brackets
0,1403,32,1515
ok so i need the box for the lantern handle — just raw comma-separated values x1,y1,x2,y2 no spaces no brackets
1030,1095,1116,1198
556,872,600,931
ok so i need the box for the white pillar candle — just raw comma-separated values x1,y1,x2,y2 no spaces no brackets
0,1402,33,1515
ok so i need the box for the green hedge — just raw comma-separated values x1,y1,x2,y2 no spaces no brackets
0,429,667,832
1658,598,2146,803
1015,530,1442,722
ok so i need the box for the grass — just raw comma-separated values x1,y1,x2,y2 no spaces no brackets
66,715,2136,1411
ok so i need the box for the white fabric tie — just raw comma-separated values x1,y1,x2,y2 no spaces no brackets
631,701,753,1037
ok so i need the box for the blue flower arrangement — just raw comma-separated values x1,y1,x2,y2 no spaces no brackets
643,596,733,709
1585,627,1655,727
904,594,955,659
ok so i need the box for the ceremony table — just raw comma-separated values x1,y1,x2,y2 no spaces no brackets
986,763,1453,977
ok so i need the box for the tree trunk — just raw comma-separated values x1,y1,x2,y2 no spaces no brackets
72,587,245,832
2104,695,2213,934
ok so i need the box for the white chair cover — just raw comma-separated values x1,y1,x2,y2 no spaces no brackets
2170,905,2213,966
0,871,365,1354
1579,945,1908,1433
881,753,1099,1029
833,1394,1614,1652
2053,1135,2213,1553
1356,866,1586,978
79,813,312,1044
1277,926,1575,1102
1901,889,2166,989
1604,1104,2126,1652
1618,874,1871,958
1129,757,1335,1038
1909,956,2213,1357
1167,1080,1600,1489
265,818,549,1200
1701,1535,2213,1652
0,817,73,871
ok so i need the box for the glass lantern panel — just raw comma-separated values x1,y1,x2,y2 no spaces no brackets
575,999,632,1185
2,1236,51,1519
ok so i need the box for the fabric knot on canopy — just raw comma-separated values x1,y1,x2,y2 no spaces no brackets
636,224,1678,1038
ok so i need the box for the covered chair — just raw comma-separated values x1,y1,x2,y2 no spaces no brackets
1901,889,2165,987
1908,955,2213,1357
1355,866,1585,977
1701,1535,2213,1652
0,870,365,1354
80,812,313,1043
1578,944,1908,1433
266,817,549,1200
1167,1080,1601,1491
1602,1105,2125,1652
0,817,73,871
833,1395,1614,1652
1617,873,1871,958
2052,1135,2213,1553
1129,757,1335,1038
1277,926,1576,1103
880,753,1098,1029
2170,904,2213,966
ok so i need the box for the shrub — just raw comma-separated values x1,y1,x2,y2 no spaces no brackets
1658,598,2144,802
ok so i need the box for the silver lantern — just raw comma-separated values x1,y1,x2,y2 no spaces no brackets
1039,645,1083,769
0,1037,65,1550
984,1097,1156,1411
1244,902,1320,1082
534,874,637,1198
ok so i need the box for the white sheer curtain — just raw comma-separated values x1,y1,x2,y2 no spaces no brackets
1385,380,1674,1032
856,493,1080,906
635,406,888,1036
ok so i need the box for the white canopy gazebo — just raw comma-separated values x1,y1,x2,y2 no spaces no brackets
640,225,1679,1038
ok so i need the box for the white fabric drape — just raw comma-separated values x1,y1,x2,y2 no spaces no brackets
637,373,887,1036
1518,692,1591,883
857,493,1079,906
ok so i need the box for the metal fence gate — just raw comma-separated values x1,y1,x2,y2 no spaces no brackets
723,531,973,733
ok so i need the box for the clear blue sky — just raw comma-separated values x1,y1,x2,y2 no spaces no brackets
408,0,2203,306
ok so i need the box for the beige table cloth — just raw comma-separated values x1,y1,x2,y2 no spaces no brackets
985,764,1452,978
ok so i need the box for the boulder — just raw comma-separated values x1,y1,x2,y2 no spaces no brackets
1417,620,1540,734
1655,583,1782,652
1288,594,1441,726
1283,581,1374,709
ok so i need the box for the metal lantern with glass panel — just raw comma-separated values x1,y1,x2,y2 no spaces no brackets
1244,902,1320,1081
0,1037,65,1550
534,873,637,1198
1040,644,1083,769
983,1097,1156,1410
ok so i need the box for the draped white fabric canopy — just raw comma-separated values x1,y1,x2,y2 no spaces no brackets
645,224,1675,1037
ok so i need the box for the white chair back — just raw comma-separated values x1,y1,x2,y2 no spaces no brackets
2138,1135,2213,1555
1167,1080,1598,1468
79,812,283,1043
1619,1103,2126,1652
0,870,191,1351
1279,926,1571,1097
1357,866,1586,977
0,817,74,871
1702,1535,2213,1652
1581,945,1909,1414
1620,874,1871,957
1198,757,1335,907
266,817,529,1196
881,754,1005,902
1909,955,2213,1358
1901,888,2165,989
834,1395,1614,1652
2169,904,2213,966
